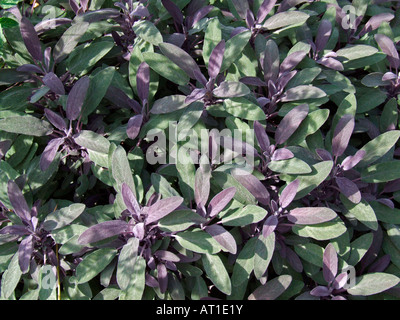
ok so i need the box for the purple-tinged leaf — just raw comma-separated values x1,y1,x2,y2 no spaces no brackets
335,176,361,204
382,71,397,82
231,0,249,19
279,51,306,74
208,40,225,79
126,114,143,140
35,18,72,36
157,263,168,293
332,114,355,157
185,88,207,104
333,272,348,290
262,215,278,238
78,220,128,244
367,254,391,273
213,81,250,98
137,62,150,103
0,140,12,158
375,34,400,70
310,286,331,297
254,121,271,152
146,197,184,225
279,179,299,209
315,20,332,53
20,17,42,61
323,243,338,283
287,207,337,225
276,71,297,91
205,224,237,254
194,69,208,87
317,57,344,71
271,148,294,161
133,222,145,240
16,64,43,74
240,77,267,87
18,235,33,274
207,187,236,218
145,274,159,288
248,275,292,300
376,198,394,209
285,246,303,273
40,138,63,171
195,160,211,208
131,5,150,17
121,183,141,217
275,104,309,145
128,98,142,114
257,0,277,24
7,180,31,223
331,295,346,300
246,9,255,29
69,0,80,14
341,150,366,171
66,76,90,121
159,43,202,80
359,13,395,38
263,40,280,84
231,168,270,206
162,0,184,26
154,250,181,262
44,109,66,131
0,225,30,236
42,72,65,95
188,5,214,28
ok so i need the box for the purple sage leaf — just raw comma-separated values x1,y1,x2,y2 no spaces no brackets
208,40,226,79
78,220,128,244
275,104,309,145
315,20,332,53
39,138,63,171
335,176,361,204
145,196,183,225
7,180,31,223
287,207,337,225
207,187,236,218
205,224,237,254
66,76,90,121
375,34,400,70
126,114,143,140
20,16,42,61
332,114,355,157
42,72,65,95
279,179,299,209
323,243,338,284
137,62,150,103
18,235,33,274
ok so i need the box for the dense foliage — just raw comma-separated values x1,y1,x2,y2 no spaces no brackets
1,0,400,300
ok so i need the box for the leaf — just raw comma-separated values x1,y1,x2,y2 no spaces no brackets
279,179,299,209
331,114,355,157
42,203,86,231
221,204,268,226
361,161,400,183
213,81,250,98
66,76,90,120
145,196,183,225
75,248,117,284
292,218,347,240
150,95,188,114
42,72,65,95
232,237,256,287
341,196,378,231
53,22,90,63
335,176,361,204
248,275,292,300
120,256,146,300
357,131,400,168
175,230,222,254
207,187,237,218
268,157,312,175
158,210,207,232
0,115,52,137
1,253,22,299
347,233,374,266
78,220,128,244
143,52,189,85
202,253,231,295
231,169,269,206
133,20,163,46
7,180,30,222
223,97,265,120
294,243,324,267
74,130,111,168
208,40,225,79
117,237,139,291
287,207,337,225
18,234,33,274
375,34,400,70
159,42,201,79
323,243,338,284
254,232,275,279
275,104,309,145
111,145,135,193
205,224,237,254
280,85,326,102
20,17,42,61
347,273,400,296
336,44,378,62
263,39,280,84
263,11,309,30
220,30,252,73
